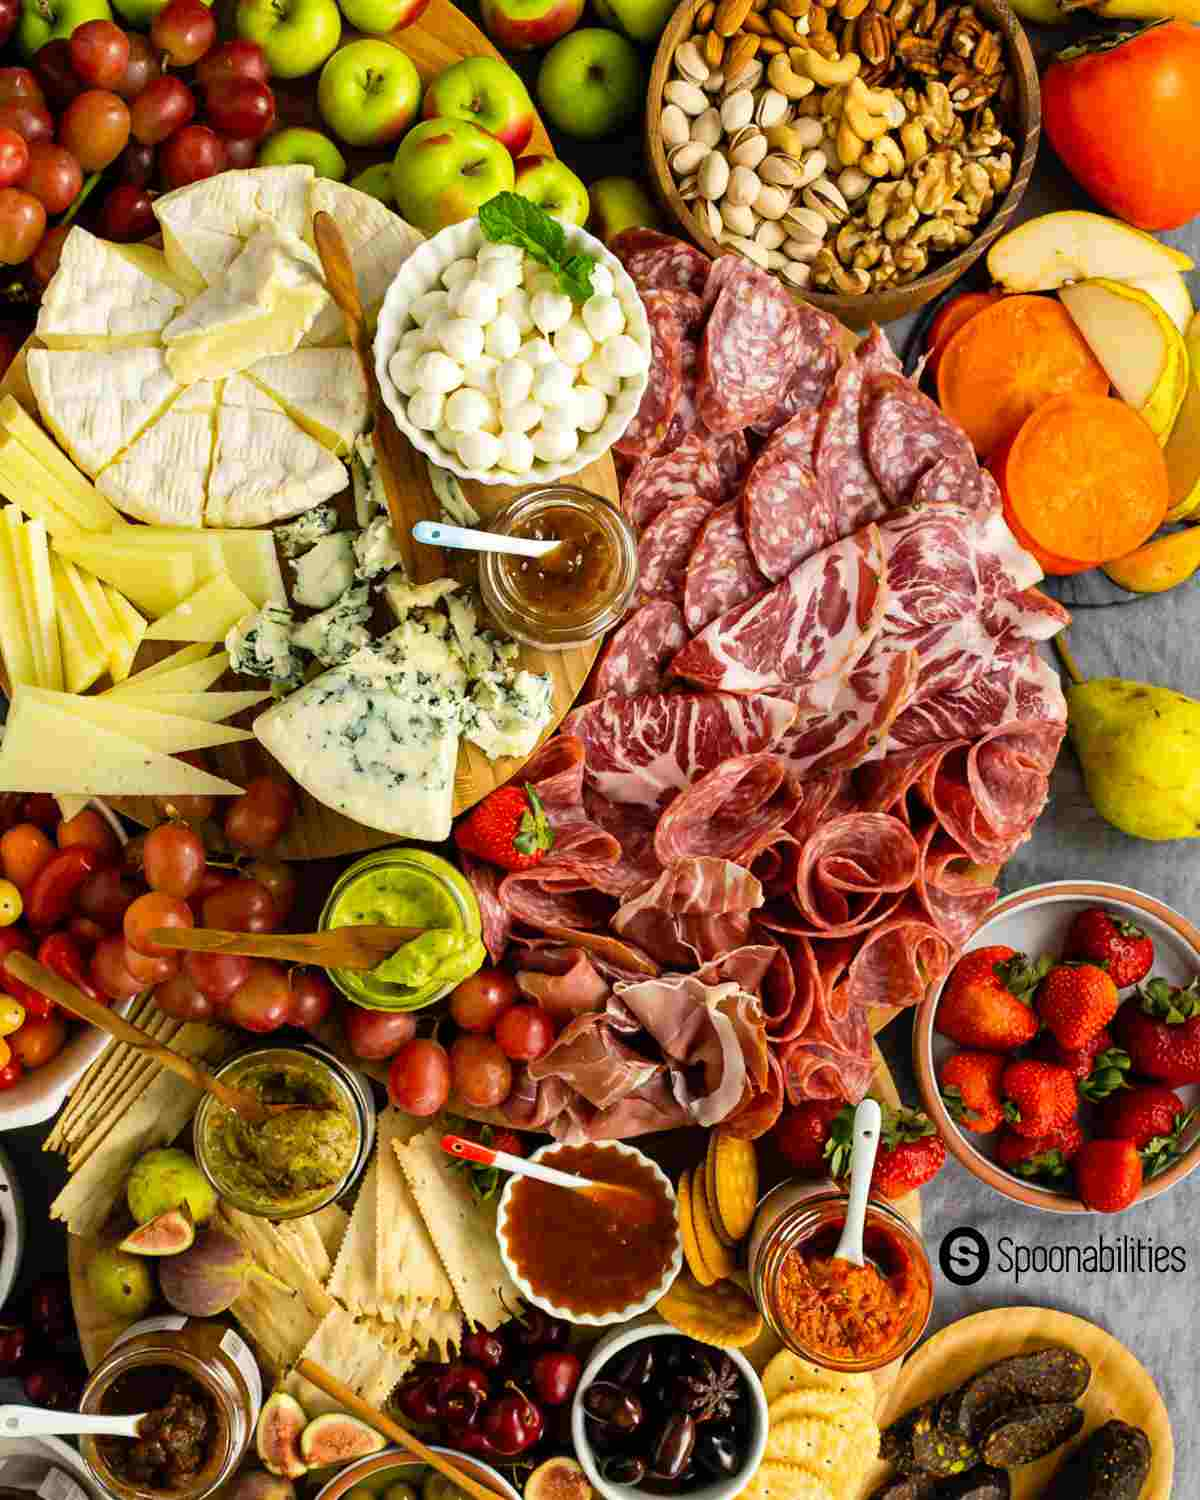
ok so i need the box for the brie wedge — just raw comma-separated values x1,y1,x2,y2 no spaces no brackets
154,164,314,288
27,348,181,475
96,382,218,528
306,178,424,345
36,230,190,350
247,349,369,455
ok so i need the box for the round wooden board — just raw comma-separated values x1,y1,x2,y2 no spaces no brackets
856,1307,1175,1500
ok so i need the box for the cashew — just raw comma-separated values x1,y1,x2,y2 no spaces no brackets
799,49,861,87
860,134,904,178
835,118,864,166
899,120,928,166
830,262,871,294
842,77,901,142
766,51,816,100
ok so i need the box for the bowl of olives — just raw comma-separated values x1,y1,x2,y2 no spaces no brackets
570,1324,768,1500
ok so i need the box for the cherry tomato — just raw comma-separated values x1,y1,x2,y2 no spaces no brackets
153,971,214,1022
123,890,193,957
20,795,59,834
195,39,269,90
388,1038,451,1116
494,1004,555,1062
183,950,250,1004
1,823,52,890
25,846,106,930
142,823,207,900
90,935,144,1003
11,1013,65,1069
36,931,103,1004
202,878,277,934
344,1005,416,1061
68,19,130,89
68,916,104,951
224,778,295,854
57,809,120,861
0,879,21,926
450,967,517,1033
77,866,138,931
243,859,295,922
287,968,334,1031
160,123,225,189
0,128,27,189
449,1034,512,1109
0,931,50,1017
227,959,291,1033
0,1058,23,1090
123,945,178,986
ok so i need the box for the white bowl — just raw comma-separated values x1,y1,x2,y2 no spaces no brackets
570,1322,769,1500
0,1140,24,1308
313,1447,521,1500
373,215,651,486
496,1141,682,1327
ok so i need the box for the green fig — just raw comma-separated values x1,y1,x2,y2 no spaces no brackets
159,1227,292,1317
86,1247,155,1320
127,1148,217,1227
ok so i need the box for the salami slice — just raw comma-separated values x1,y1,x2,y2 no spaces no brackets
740,408,839,582
636,495,714,604
614,290,684,460
912,452,995,513
790,811,920,936
661,333,700,453
609,228,710,298
697,258,805,434
713,431,750,500
813,325,900,533
684,502,767,634
751,305,843,438
621,431,726,531
862,372,976,506
653,753,802,866
588,600,688,699
842,900,952,1010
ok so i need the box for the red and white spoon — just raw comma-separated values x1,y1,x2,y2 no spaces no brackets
441,1134,657,1221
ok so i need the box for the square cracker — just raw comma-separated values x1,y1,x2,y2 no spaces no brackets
285,1305,414,1417
328,1157,380,1316
377,1107,455,1313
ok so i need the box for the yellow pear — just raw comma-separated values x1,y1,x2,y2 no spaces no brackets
1103,527,1200,593
988,211,1192,293
1165,312,1200,521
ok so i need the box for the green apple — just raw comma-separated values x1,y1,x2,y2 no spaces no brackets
588,175,661,243
317,38,420,148
337,0,429,32
236,0,340,80
590,0,674,43
258,124,347,178
988,210,1193,293
421,56,535,157
391,116,514,236
536,28,641,141
17,0,111,58
350,162,395,204
513,154,589,227
1006,0,1064,22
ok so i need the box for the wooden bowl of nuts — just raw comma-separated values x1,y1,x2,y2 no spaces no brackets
645,0,1039,325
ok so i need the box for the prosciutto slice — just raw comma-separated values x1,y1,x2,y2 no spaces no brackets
612,858,763,968
528,1002,662,1111
515,947,609,1023
774,646,919,778
653,753,803,867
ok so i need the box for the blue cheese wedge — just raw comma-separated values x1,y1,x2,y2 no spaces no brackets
276,504,338,558
465,670,554,761
226,601,304,692
427,460,480,527
351,436,386,527
383,575,460,619
291,531,357,609
353,515,406,583
290,585,372,666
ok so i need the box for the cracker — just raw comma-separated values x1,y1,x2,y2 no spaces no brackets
678,1169,717,1288
711,1129,758,1241
768,1390,876,1440
276,1217,333,1287
766,1418,850,1474
410,1301,463,1362
692,1165,737,1280
377,1107,455,1313
741,1459,835,1500
285,1305,414,1417
231,1278,321,1375
705,1142,737,1248
762,1350,876,1414
656,1269,762,1348
221,1206,335,1327
327,1156,380,1316
309,1203,350,1268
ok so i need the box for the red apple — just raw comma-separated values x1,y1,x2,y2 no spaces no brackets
480,0,582,52
420,56,535,158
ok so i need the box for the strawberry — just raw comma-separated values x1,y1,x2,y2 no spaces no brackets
1074,1138,1143,1214
1033,1028,1131,1100
869,1108,947,1199
455,784,554,873
489,1129,527,1159
1001,1059,1077,1139
936,946,1048,1052
939,1051,1006,1134
1064,908,1154,989
1095,1085,1197,1178
995,1120,1085,1185
773,1100,845,1174
1115,978,1200,1085
1036,962,1119,1051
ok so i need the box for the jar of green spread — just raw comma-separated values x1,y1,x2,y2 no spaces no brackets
319,848,485,1012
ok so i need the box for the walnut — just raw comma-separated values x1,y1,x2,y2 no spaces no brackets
981,150,1013,192
893,240,928,276
902,80,956,141
959,159,993,216
864,176,912,227
910,148,962,213
882,198,920,242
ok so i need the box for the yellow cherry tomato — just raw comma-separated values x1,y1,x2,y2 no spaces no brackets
0,998,24,1039
0,880,21,927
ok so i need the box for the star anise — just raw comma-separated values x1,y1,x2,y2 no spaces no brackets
670,1353,742,1424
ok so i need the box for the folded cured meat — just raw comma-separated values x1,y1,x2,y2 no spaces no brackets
528,1001,662,1111
751,304,842,439
612,857,763,967
774,646,919,778
812,325,900,533
697,259,808,434
609,227,710,298
887,643,1066,753
913,825,999,946
515,947,609,1023
653,752,803,866
587,600,688,700
778,945,875,1106
782,811,921,937
683,502,767,635
840,901,952,1011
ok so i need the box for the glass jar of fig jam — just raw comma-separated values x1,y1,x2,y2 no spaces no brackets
479,486,637,650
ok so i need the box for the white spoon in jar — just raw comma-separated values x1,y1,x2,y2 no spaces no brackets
0,1406,153,1440
412,520,562,558
832,1097,883,1267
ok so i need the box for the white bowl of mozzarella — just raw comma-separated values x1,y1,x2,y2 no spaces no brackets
374,215,651,485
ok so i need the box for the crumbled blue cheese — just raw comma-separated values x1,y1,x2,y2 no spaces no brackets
383,574,460,619
290,585,372,666
276,504,338,558
291,531,357,610
352,435,386,528
353,514,406,583
465,670,555,761
427,459,479,527
226,602,304,693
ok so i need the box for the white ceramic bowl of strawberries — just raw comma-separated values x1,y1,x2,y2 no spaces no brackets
914,880,1200,1215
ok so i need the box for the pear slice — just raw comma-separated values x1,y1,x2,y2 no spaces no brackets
1104,527,1200,594
988,210,1193,292
1059,279,1188,442
1130,273,1193,335
1164,313,1200,521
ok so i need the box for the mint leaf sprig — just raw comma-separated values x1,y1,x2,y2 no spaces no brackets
478,191,596,303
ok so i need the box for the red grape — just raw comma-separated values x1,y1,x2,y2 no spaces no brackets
0,101,52,146
202,878,277,934
449,1034,512,1108
151,0,215,67
0,69,43,107
387,1039,451,1116
227,960,291,1033
129,75,194,146
204,77,274,139
494,1004,555,1062
0,0,15,47
98,184,154,242
30,43,77,110
77,866,138,930
59,90,130,170
287,969,334,1031
0,129,27,189
160,123,225,188
344,1005,416,1061
32,223,70,286
124,890,193,957
220,135,258,169
449,967,517,1033
69,20,130,89
196,39,269,90
19,143,81,215
0,189,44,265
123,945,178,986
114,141,154,186
243,859,295,921
113,34,159,101
142,823,206,900
153,972,214,1022
183,950,250,1004
90,934,143,1003
224,778,295,854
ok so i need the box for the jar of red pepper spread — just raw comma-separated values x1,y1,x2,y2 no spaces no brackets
746,1182,932,1373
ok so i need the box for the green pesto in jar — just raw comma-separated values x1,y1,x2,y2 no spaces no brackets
321,849,485,1011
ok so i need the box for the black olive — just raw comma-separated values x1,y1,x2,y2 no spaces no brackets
695,1428,741,1478
584,1383,644,1434
652,1415,696,1481
585,1416,624,1453
610,1346,656,1390
601,1454,647,1486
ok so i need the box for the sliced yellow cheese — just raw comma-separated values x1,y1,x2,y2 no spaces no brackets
0,695,244,796
19,687,253,753
50,562,107,694
103,585,147,683
59,529,227,589
0,433,86,542
0,398,120,532
61,562,133,683
51,538,197,619
103,652,230,699
51,556,105,660
141,690,271,722
15,518,61,690
111,528,285,607
106,642,210,689
0,507,35,688
145,572,255,643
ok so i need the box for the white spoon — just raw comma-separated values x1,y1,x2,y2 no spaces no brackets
0,1405,152,1439
412,520,561,558
832,1097,883,1267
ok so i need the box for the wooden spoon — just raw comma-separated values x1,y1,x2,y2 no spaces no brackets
6,954,298,1128
149,924,428,971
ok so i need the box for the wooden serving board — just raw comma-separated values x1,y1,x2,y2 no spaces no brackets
857,1307,1175,1500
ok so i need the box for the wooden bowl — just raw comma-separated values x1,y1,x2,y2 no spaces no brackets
645,0,1040,327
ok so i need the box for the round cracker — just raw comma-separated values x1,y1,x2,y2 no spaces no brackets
656,1268,762,1348
742,1459,836,1500
712,1129,758,1240
768,1389,878,1439
762,1349,877,1414
767,1392,877,1494
676,1169,718,1287
766,1416,853,1474
693,1163,737,1280
705,1135,737,1247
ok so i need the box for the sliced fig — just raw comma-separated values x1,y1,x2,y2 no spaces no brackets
227,1470,297,1500
298,1413,386,1467
118,1206,195,1256
160,1227,289,1317
525,1457,593,1500
257,1392,309,1479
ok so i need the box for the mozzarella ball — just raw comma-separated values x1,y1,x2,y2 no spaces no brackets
485,313,522,362
477,240,523,266
410,289,449,325
457,429,503,470
531,288,572,336
525,267,561,298
520,336,557,369
388,349,421,396
498,430,535,474
500,287,534,335
575,386,610,433
532,425,578,463
462,355,499,397
601,333,649,378
434,425,457,454
477,255,524,295
407,389,444,430
582,293,624,343
441,257,477,289
540,391,581,432
414,351,463,395
422,310,449,350
445,387,496,434
589,264,615,298
532,359,574,409
399,326,431,355
553,319,594,367
449,277,500,325
501,399,543,434
581,355,619,395
496,357,534,408
439,317,486,365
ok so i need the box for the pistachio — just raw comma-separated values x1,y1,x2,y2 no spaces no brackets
665,79,709,115
766,248,789,270
678,174,702,200
721,200,758,236
783,235,822,261
766,118,823,154
698,149,731,199
693,105,724,146
726,162,762,206
795,149,828,188
837,165,872,199
781,260,813,287
669,140,712,177
760,152,804,187
722,55,763,91
755,87,791,127
755,182,793,219
720,232,770,268
728,125,769,168
720,87,756,132
703,68,726,93
755,218,786,249
661,104,691,148
697,198,724,238
783,204,829,240
803,176,850,223
674,39,710,83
